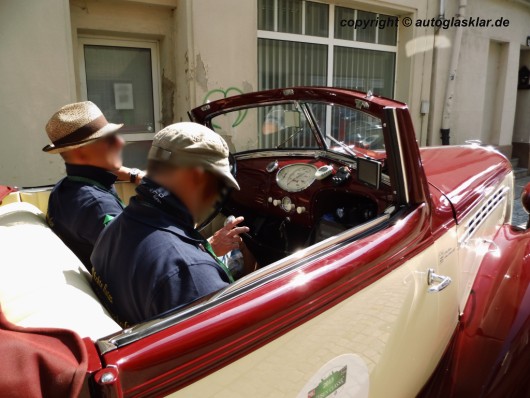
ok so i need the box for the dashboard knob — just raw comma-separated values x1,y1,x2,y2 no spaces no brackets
296,206,306,214
268,197,273,203
273,199,281,206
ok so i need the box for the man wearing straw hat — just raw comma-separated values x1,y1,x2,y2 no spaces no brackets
43,101,248,274
90,122,245,326
43,101,145,272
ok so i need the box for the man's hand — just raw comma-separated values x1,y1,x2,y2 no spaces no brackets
208,216,249,256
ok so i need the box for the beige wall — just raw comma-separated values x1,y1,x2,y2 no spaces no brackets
174,0,258,123
428,0,530,147
0,0,76,187
2,0,530,186
514,49,530,143
70,0,177,126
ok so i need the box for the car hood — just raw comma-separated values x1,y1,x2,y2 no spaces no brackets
420,145,512,223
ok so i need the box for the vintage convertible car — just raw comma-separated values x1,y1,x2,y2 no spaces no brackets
1,87,530,397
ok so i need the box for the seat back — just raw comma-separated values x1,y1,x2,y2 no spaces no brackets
0,182,137,215
0,202,120,339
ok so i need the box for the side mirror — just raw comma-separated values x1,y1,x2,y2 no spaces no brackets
521,182,530,228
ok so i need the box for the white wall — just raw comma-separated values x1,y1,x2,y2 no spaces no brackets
0,0,76,187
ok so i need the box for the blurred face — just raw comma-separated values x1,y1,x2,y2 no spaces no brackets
195,171,225,223
153,166,226,224
77,134,125,171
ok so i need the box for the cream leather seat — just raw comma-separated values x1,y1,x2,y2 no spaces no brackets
0,202,120,340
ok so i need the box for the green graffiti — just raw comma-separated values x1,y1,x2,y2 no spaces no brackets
203,87,248,129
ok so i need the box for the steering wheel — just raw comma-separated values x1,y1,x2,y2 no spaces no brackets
197,152,237,231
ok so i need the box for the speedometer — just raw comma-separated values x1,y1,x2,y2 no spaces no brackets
276,163,317,192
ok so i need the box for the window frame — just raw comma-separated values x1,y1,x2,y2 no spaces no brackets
78,36,162,142
257,1,398,98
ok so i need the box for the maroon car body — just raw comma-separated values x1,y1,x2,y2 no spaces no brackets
2,87,530,397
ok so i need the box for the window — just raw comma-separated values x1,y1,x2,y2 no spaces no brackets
258,0,397,98
210,103,320,152
78,37,161,141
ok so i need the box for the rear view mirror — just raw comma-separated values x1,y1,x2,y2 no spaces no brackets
283,110,301,128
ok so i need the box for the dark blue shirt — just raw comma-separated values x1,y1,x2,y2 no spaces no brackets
90,187,230,326
46,164,124,271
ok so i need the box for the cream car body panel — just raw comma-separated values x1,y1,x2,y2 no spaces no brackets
172,229,460,398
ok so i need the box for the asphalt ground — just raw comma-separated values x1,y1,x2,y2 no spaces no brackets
513,175,530,228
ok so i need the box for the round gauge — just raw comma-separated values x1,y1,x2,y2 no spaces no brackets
281,196,292,212
276,163,317,192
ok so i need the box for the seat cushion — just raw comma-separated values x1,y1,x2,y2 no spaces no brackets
0,202,120,340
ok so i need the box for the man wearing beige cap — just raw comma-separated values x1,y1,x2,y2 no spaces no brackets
90,122,247,326
44,102,247,274
43,101,145,271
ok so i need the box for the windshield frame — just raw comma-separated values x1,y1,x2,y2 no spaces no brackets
205,99,387,162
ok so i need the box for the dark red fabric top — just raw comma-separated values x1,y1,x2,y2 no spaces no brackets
0,307,88,397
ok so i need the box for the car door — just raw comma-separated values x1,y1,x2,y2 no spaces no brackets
167,205,459,398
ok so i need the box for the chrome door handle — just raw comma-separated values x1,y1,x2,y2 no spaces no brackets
427,268,452,293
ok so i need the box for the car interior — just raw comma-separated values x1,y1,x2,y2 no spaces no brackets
208,101,397,268
0,100,399,341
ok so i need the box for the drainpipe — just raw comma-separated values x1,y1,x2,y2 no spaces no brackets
426,0,445,146
440,0,467,145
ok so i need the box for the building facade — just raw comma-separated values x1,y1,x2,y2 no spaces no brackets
1,0,529,186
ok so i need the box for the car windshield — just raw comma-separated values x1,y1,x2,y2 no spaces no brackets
209,101,385,159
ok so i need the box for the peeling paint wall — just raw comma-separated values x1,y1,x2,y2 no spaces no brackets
161,69,176,126
174,0,257,122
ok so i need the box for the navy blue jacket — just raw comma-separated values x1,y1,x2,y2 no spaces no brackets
90,192,230,326
47,164,125,271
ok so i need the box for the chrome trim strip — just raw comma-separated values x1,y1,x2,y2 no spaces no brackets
391,110,409,204
211,213,390,299
459,186,509,246
96,213,390,354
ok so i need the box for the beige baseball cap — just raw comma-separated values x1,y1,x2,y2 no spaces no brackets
148,122,240,190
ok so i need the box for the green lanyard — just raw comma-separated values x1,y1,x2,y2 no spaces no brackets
200,237,235,283
67,175,125,208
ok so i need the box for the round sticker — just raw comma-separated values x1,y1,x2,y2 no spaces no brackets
296,354,369,398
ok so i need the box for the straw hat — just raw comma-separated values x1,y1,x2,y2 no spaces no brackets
42,101,123,154
148,122,240,190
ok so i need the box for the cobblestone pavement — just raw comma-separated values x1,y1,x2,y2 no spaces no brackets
513,175,530,228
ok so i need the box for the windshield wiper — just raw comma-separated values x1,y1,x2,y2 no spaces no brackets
276,128,306,149
326,135,357,157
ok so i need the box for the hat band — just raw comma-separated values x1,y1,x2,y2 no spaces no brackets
52,115,109,147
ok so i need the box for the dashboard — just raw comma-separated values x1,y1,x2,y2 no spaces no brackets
223,153,395,266
226,153,395,229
